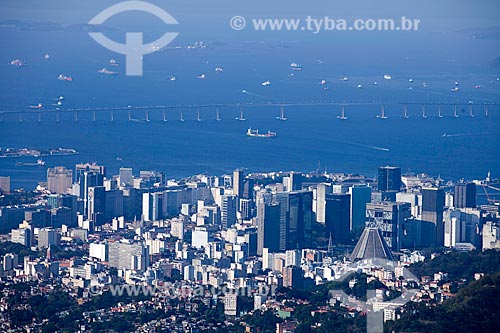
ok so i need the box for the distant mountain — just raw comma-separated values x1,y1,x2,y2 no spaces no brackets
456,26,500,40
0,19,117,33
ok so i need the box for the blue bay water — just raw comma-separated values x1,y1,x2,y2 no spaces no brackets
1,30,499,189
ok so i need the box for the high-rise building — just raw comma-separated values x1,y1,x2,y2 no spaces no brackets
421,187,445,247
139,170,165,188
443,210,466,248
443,208,482,248
483,222,500,250
78,171,104,217
11,228,31,247
170,218,184,240
47,194,78,226
47,166,73,194
285,249,301,267
315,183,331,223
105,190,124,221
283,172,303,192
257,200,281,255
348,184,372,231
276,191,313,250
366,201,411,251
87,186,106,223
377,166,401,192
108,240,149,271
239,198,252,220
119,167,133,186
224,293,238,316
75,162,106,182
38,227,59,249
233,169,244,198
325,193,351,244
242,178,254,200
282,265,304,289
162,189,183,217
0,176,10,193
454,182,477,208
142,192,163,222
221,195,237,228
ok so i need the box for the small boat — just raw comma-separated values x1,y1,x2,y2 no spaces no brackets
169,76,177,81
290,63,302,71
215,109,221,121
196,110,202,121
58,74,73,82
261,80,271,86
451,87,459,92
109,59,119,66
197,74,206,79
340,76,349,81
319,79,327,85
29,103,43,109
453,106,459,118
215,66,223,73
246,128,277,138
408,78,414,83
357,84,362,89
44,53,50,60
383,74,392,80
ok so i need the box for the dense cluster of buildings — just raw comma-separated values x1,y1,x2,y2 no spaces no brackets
0,164,499,331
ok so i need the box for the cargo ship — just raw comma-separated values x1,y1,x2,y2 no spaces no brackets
246,128,277,138
15,159,46,166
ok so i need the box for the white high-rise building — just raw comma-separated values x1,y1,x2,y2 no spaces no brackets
38,228,59,249
483,222,500,250
108,240,149,271
170,218,184,240
47,167,73,194
224,292,238,316
285,249,301,267
143,192,163,221
119,167,133,186
89,242,108,261
315,183,331,223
